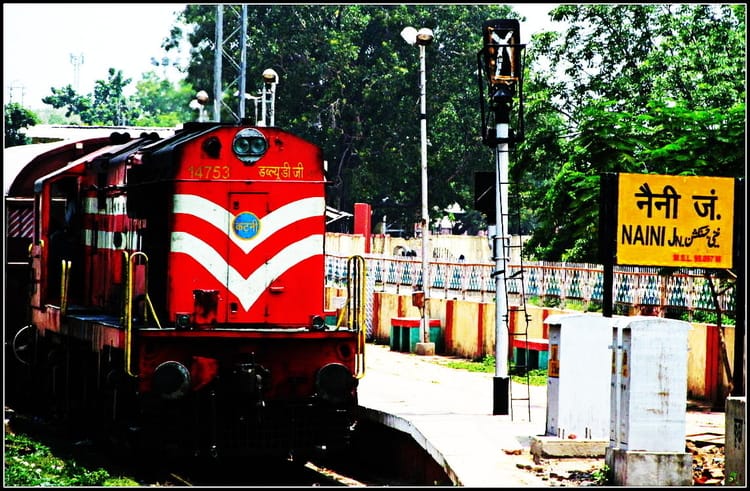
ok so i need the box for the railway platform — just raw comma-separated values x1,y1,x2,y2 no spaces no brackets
357,342,727,487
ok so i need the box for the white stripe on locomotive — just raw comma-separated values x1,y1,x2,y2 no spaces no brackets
173,194,325,254
171,232,324,311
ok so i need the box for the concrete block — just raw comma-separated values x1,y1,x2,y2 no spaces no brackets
605,447,692,486
415,342,435,356
725,396,746,486
407,327,443,353
530,436,608,461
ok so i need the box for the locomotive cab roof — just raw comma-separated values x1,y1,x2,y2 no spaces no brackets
32,135,163,193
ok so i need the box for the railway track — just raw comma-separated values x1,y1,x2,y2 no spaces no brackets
145,457,366,486
4,406,386,486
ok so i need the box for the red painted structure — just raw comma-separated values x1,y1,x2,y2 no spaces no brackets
353,202,372,253
6,123,365,460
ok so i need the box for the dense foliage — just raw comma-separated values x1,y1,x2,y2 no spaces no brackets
42,68,137,125
40,68,196,127
4,102,40,147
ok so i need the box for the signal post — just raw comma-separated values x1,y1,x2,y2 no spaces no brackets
477,19,525,415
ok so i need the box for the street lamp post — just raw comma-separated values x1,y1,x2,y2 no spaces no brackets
402,26,435,354
260,68,279,127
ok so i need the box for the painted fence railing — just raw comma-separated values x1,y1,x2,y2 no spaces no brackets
325,254,735,313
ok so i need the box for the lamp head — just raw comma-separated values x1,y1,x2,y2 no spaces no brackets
401,26,417,45
401,26,433,46
415,28,434,46
195,90,209,105
262,68,279,84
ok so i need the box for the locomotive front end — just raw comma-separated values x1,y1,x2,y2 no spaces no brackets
123,122,364,459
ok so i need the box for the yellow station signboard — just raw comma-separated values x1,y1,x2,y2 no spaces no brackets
616,173,734,268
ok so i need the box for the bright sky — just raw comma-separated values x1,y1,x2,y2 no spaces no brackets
3,3,187,110
3,3,560,112
512,3,561,41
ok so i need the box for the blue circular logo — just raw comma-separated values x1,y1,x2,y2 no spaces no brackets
233,212,261,240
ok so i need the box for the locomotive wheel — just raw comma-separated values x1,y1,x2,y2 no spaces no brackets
6,325,38,410
11,324,36,366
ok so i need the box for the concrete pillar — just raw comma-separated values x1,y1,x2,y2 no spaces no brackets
725,396,746,486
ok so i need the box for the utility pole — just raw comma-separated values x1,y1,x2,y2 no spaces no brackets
213,5,223,122
9,81,25,106
238,4,248,119
70,53,84,92
213,4,249,122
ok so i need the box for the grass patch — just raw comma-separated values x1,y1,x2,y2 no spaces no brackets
434,355,548,386
4,430,140,487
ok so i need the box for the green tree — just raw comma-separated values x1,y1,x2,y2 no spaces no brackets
4,102,40,147
41,84,88,120
43,68,136,125
131,71,195,126
519,4,745,262
42,68,195,127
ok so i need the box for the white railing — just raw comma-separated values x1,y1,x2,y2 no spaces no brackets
325,254,735,313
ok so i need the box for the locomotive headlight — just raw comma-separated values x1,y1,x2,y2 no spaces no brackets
152,361,191,400
311,315,326,331
176,313,191,330
232,128,268,164
315,363,356,404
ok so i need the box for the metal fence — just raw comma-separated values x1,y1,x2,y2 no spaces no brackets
325,254,735,313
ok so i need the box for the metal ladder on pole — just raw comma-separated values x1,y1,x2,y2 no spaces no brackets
500,182,532,421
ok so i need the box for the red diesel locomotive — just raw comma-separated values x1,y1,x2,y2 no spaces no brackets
5,122,366,461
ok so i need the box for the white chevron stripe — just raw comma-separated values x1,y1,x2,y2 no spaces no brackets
171,231,323,311
173,194,324,254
